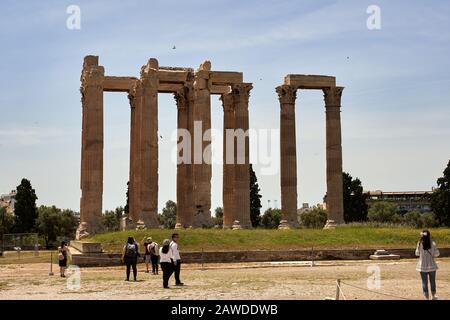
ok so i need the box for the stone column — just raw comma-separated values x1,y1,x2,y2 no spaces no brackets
139,59,160,227
276,85,299,228
174,79,194,228
323,86,345,228
220,91,235,228
232,83,252,228
78,55,104,239
128,80,143,224
192,61,212,227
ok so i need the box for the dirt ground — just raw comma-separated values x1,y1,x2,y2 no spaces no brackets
1,258,449,300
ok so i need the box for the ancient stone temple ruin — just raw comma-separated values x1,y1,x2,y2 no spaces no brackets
277,75,344,229
77,56,344,238
77,56,252,238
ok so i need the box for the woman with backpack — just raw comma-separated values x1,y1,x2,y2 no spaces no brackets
58,241,68,277
147,237,160,275
159,239,174,288
416,229,440,300
121,237,140,281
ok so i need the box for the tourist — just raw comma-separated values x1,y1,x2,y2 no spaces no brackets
147,237,160,275
58,241,68,277
416,229,440,300
121,236,140,281
142,238,151,273
159,239,174,288
170,233,184,286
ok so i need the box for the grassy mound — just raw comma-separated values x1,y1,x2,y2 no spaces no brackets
87,226,450,253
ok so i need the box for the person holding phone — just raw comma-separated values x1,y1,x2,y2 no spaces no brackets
416,230,440,300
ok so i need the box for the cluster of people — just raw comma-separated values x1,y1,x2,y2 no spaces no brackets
121,233,184,288
58,229,441,298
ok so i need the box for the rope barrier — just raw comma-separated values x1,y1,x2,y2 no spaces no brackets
335,280,347,300
340,280,412,300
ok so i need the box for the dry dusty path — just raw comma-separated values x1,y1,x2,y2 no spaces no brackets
1,258,449,300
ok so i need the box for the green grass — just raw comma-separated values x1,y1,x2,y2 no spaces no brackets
87,226,450,253
0,250,60,265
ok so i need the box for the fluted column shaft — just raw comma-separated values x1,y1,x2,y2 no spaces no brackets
79,56,104,235
175,78,194,228
220,92,235,228
323,87,344,225
277,85,299,227
192,66,212,227
232,83,252,228
128,81,143,222
139,60,159,227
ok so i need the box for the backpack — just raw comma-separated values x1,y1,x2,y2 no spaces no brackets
125,243,137,258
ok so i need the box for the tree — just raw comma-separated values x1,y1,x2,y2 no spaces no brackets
0,207,14,239
124,181,130,215
367,202,402,223
300,207,328,228
14,178,38,233
343,172,368,222
403,210,438,228
249,164,262,227
213,207,223,227
36,206,78,248
159,200,177,229
430,160,450,226
102,207,124,231
261,208,281,229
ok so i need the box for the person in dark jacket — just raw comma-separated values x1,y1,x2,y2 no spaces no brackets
121,237,140,281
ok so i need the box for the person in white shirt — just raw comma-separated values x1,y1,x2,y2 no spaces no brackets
170,233,184,286
415,230,440,300
159,239,174,288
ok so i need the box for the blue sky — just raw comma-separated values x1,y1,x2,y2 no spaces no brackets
0,0,449,213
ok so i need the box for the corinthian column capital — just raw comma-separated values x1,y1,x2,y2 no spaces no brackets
323,86,344,107
231,83,253,105
174,88,187,110
276,85,297,105
220,92,235,113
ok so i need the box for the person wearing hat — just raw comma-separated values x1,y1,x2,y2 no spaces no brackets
159,239,174,288
147,237,160,275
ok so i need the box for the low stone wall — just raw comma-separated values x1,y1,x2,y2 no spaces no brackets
69,247,450,267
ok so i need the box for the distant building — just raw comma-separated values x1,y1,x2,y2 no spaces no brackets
0,190,17,215
297,203,311,216
365,190,432,213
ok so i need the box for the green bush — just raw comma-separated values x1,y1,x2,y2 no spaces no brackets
261,208,281,229
300,207,328,229
404,210,438,228
368,202,399,223
421,212,439,228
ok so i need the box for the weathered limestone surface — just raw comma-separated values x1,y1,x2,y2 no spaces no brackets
78,56,104,238
221,92,235,228
175,75,195,228
232,83,252,228
278,75,345,229
192,62,212,227
139,59,160,227
78,56,253,234
277,85,299,228
284,74,336,89
323,86,345,226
